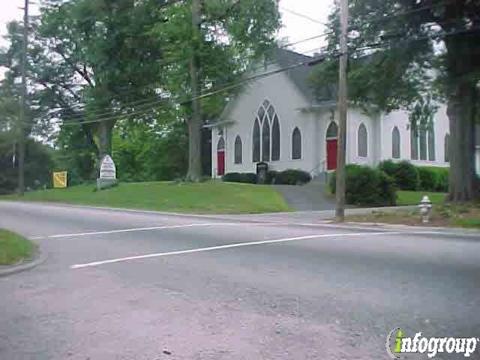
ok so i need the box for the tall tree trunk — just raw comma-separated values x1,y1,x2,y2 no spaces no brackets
444,32,479,202
94,120,114,165
186,0,203,182
446,82,478,202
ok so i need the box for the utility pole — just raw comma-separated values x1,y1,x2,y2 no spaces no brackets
17,0,29,195
335,0,348,221
187,0,203,181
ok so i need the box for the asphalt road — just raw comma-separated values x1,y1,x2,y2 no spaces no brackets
0,201,479,360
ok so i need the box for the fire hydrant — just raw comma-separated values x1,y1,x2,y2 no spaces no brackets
418,195,432,223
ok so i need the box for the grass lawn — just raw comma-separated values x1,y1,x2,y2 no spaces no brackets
0,229,35,265
397,190,447,206
347,203,480,229
1,181,291,214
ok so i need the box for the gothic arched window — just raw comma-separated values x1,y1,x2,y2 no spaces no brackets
292,127,302,160
252,100,281,162
252,119,260,162
358,123,368,157
392,126,400,159
234,135,242,164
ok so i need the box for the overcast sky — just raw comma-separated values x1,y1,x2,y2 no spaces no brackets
0,0,334,52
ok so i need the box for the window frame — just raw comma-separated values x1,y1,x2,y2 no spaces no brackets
234,135,242,164
357,123,368,158
292,127,302,160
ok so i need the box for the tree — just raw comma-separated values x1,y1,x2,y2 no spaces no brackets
150,0,280,180
35,0,167,165
0,20,55,193
311,0,480,202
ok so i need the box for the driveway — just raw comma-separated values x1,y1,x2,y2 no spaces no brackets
0,201,479,359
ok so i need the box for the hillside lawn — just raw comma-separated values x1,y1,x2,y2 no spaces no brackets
1,181,291,214
0,229,35,265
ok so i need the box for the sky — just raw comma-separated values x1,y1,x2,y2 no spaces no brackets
0,0,335,53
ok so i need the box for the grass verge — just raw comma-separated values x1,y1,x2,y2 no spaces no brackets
1,181,291,214
397,191,447,206
347,203,480,229
0,229,35,265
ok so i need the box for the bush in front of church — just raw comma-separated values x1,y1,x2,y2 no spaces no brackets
330,165,397,206
379,160,420,190
270,169,312,185
418,166,449,192
222,172,257,184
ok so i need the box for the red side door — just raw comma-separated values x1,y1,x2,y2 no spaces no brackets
217,150,225,176
327,139,338,171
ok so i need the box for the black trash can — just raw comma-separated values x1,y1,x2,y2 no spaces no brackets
256,162,268,184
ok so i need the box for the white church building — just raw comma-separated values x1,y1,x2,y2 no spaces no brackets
210,49,477,178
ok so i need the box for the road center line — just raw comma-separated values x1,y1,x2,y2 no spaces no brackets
71,231,405,269
32,223,241,240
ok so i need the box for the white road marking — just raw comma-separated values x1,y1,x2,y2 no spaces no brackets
31,223,241,240
71,231,405,269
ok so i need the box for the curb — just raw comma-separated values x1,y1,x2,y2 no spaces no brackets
345,221,480,237
0,250,48,278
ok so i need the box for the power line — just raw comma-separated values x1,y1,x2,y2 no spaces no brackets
43,24,474,127
28,2,473,128
53,53,330,127
280,6,327,26
352,24,480,54
40,30,335,124
349,0,455,30
56,22,480,128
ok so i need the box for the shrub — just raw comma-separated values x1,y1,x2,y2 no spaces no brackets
222,172,257,184
417,166,449,192
395,161,420,190
266,170,279,184
379,160,419,190
435,168,449,192
274,169,312,185
378,160,398,178
418,167,438,191
330,164,397,206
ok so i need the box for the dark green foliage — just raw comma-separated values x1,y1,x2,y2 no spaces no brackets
266,170,279,184
379,160,448,192
435,168,449,193
330,165,397,206
379,160,419,190
0,135,55,194
418,166,449,192
418,167,437,192
273,169,312,185
313,0,480,201
112,121,188,182
395,161,419,191
222,172,257,184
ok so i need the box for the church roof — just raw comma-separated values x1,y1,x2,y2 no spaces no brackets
271,48,336,105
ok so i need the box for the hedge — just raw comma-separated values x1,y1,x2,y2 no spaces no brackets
267,169,312,185
418,166,449,192
223,170,312,185
222,172,257,184
330,164,397,206
379,160,420,190
379,160,449,192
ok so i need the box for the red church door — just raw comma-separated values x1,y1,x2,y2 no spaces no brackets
326,139,337,171
217,150,225,176
217,137,225,176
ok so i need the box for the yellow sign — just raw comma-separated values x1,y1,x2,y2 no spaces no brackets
53,171,68,188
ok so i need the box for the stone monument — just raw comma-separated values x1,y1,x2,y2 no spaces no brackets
97,155,117,190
